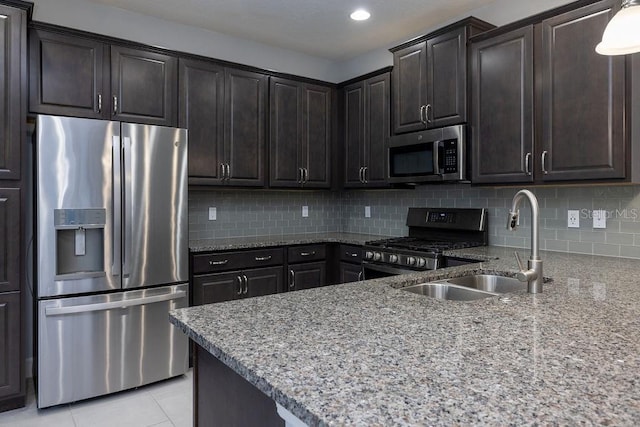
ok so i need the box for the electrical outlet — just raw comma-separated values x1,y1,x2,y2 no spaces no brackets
365,206,371,218
302,206,309,218
567,210,580,228
208,207,217,221
593,209,607,229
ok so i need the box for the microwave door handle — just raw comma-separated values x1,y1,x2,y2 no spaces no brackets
432,141,442,175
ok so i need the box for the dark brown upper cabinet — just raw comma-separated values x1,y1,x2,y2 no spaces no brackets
470,26,535,184
180,62,267,187
29,29,108,119
390,18,494,135
224,68,267,187
269,77,332,189
538,1,625,182
179,58,224,181
111,45,177,126
0,5,25,181
470,0,627,185
30,26,178,126
343,72,390,188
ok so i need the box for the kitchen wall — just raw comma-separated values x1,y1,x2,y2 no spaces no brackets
190,184,640,259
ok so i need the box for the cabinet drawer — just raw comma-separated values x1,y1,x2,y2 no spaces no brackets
192,248,284,274
287,244,326,263
340,244,362,263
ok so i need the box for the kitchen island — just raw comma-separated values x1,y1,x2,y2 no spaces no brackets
170,245,640,425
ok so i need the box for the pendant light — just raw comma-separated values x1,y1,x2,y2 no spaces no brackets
596,0,640,55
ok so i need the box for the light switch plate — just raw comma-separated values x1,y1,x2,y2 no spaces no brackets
302,206,309,218
208,207,217,221
567,210,580,228
365,206,371,218
593,209,606,229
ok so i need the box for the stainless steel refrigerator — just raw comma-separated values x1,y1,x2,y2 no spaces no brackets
35,115,189,408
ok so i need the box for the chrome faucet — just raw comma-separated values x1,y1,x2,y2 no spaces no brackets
507,189,543,293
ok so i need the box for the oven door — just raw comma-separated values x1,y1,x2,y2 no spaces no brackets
362,261,417,280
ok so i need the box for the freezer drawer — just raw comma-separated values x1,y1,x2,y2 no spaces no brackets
37,284,189,408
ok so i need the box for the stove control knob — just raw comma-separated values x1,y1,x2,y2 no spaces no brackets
407,256,416,266
373,252,382,261
365,251,374,260
389,254,399,263
416,258,426,268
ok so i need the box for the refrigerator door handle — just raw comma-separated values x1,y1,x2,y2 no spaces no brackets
44,290,187,316
112,136,122,277
122,136,132,278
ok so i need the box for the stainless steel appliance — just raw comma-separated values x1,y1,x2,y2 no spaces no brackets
35,115,189,408
362,207,487,279
388,125,466,184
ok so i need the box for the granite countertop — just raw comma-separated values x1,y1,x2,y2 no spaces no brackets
170,245,640,425
189,232,390,252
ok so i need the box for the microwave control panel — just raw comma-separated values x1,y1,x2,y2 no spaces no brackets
442,139,458,173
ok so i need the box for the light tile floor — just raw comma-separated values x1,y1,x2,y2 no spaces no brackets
0,371,192,427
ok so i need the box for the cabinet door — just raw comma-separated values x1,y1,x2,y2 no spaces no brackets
364,73,390,187
111,45,177,126
269,77,302,188
179,58,225,182
0,292,21,401
225,68,267,187
193,272,241,305
343,81,365,187
339,262,362,284
244,267,284,298
539,1,625,181
302,83,331,188
0,189,20,293
288,262,326,291
29,29,107,120
0,6,23,181
470,26,535,184
426,27,466,127
392,41,427,134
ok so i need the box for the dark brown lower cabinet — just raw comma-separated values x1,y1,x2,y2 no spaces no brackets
288,262,326,291
194,344,284,427
193,267,283,305
339,262,362,284
0,292,22,412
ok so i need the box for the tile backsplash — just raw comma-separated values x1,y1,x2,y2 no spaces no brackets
189,184,640,259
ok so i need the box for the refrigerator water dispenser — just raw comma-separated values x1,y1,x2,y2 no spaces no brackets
54,209,106,278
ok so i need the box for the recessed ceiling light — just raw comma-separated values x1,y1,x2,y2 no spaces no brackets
350,9,371,21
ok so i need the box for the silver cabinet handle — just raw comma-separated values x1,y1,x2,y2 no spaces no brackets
297,168,302,184
359,166,364,183
420,105,427,125
541,151,549,175
425,104,432,124
255,255,272,261
97,94,102,114
363,166,368,183
113,95,118,114
358,271,363,281
289,269,295,289
243,274,249,295
225,163,231,180
236,276,243,295
525,152,532,176
300,251,316,257
209,259,228,266
346,252,359,258
45,291,186,316
303,168,308,184
220,163,225,181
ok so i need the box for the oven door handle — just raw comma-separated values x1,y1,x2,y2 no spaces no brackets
363,262,418,276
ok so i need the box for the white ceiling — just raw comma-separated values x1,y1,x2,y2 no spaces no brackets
82,0,501,61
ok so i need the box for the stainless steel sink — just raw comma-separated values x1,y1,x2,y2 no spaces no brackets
445,274,526,293
401,282,498,301
400,274,526,301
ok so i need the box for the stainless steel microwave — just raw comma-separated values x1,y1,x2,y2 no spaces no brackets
388,125,466,184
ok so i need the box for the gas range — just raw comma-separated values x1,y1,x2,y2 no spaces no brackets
362,208,487,275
